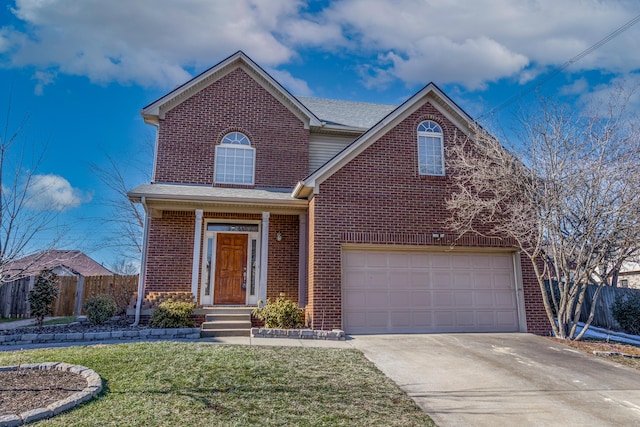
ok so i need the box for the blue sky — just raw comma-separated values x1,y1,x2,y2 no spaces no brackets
1,0,639,270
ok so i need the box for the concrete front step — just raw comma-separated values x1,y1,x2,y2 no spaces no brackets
201,320,252,330
200,328,250,338
205,313,251,322
197,306,255,316
199,306,255,338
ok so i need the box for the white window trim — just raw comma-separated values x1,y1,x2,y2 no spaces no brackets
214,132,256,185
417,121,445,176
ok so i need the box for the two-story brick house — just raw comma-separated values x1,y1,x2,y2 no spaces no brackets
128,51,548,334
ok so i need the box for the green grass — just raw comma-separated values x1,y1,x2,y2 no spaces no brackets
0,342,435,426
0,317,19,323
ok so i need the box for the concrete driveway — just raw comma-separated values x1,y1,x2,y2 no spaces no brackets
349,333,640,426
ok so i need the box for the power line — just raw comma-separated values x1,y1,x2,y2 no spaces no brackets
480,12,640,119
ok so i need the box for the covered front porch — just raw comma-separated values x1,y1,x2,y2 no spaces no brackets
128,184,310,326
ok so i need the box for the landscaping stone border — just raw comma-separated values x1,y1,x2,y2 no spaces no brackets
0,328,201,346
251,328,345,340
0,362,102,426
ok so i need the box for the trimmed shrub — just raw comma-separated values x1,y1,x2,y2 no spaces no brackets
252,297,304,329
611,292,640,335
151,300,195,328
85,293,118,325
28,269,59,327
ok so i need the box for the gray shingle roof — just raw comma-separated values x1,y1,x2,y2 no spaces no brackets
297,97,397,130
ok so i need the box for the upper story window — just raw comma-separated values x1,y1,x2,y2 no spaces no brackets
214,132,255,184
417,120,444,176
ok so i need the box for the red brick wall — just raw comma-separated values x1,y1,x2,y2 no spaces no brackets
307,101,548,333
144,211,300,305
266,215,299,302
145,211,195,294
154,67,309,187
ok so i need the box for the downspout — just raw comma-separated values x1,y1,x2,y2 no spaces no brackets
132,197,150,326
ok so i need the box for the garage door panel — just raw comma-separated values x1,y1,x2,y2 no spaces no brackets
390,311,410,327
342,250,520,334
389,291,413,307
344,289,366,307
474,291,496,307
344,270,366,287
368,271,389,289
454,292,473,307
453,272,474,289
410,271,431,288
411,291,431,306
409,253,431,268
496,310,518,326
432,272,453,289
366,311,388,327
455,311,475,326
433,311,455,327
366,291,388,307
494,291,516,307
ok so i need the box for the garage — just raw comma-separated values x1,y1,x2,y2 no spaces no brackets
342,249,522,334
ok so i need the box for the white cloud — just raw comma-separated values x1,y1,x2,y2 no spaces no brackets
31,70,56,95
2,0,307,88
560,78,589,96
266,68,313,96
1,0,639,93
317,0,640,90
25,174,90,211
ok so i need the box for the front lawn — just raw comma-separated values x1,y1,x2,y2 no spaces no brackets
0,342,434,426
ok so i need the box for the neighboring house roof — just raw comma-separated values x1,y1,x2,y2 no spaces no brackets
141,51,322,130
293,83,477,198
297,97,397,130
4,250,113,278
620,261,640,274
128,183,308,214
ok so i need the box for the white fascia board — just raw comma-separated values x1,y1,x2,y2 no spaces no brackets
134,193,308,209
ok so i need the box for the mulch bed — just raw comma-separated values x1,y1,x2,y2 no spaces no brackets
0,319,150,336
0,369,87,416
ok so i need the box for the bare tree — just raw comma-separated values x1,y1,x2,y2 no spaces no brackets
447,87,640,340
91,135,153,271
0,101,69,283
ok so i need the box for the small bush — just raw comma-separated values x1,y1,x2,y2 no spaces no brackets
151,300,195,328
85,294,118,325
611,292,640,335
252,297,304,329
28,269,58,327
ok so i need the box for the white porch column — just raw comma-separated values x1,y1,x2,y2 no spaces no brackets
259,212,270,303
190,209,203,301
298,213,308,307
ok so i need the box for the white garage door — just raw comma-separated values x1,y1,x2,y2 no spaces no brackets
342,249,520,334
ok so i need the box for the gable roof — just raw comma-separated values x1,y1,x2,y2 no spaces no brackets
292,83,477,198
298,97,397,131
4,250,113,278
141,51,322,129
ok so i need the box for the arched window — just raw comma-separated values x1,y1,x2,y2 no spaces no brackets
214,132,255,184
417,121,444,176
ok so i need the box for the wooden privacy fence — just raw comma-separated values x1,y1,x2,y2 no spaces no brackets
580,284,640,329
0,277,33,318
1,274,139,318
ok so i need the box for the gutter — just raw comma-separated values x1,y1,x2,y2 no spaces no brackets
132,197,150,326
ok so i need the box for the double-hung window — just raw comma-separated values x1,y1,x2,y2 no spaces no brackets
214,132,255,184
417,120,444,176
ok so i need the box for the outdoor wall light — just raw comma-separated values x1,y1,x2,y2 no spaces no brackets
276,231,283,241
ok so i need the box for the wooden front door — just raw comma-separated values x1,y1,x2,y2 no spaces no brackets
214,233,248,304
